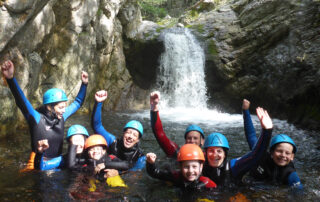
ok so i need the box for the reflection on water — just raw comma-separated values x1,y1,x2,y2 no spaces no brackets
0,109,320,201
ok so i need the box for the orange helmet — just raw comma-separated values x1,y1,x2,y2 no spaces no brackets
84,134,108,150
177,144,205,162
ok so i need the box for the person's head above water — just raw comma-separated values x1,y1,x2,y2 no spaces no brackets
184,124,205,146
43,88,68,119
67,124,89,154
203,132,229,168
122,120,143,149
269,134,296,167
85,134,108,161
177,144,205,182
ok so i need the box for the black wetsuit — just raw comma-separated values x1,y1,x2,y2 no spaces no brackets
92,101,146,171
6,77,87,169
146,162,217,191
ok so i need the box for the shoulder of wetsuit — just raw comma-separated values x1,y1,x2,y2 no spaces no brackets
280,162,296,184
199,176,217,188
108,155,117,160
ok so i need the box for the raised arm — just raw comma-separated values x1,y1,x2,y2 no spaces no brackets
1,60,41,123
63,71,88,120
91,90,115,146
146,153,175,181
231,107,273,178
242,99,258,150
150,91,179,158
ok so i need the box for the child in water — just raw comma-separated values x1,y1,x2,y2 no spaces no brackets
146,144,217,192
242,99,303,190
66,124,89,170
83,134,130,180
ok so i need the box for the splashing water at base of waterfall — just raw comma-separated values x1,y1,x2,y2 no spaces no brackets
156,28,208,110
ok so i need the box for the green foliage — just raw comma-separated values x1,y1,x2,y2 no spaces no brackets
97,8,102,17
189,24,205,34
208,40,218,56
190,9,199,17
138,0,168,21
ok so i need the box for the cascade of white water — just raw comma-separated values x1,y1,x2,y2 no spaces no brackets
156,28,208,109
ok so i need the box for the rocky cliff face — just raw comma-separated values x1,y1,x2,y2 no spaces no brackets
0,0,159,134
182,0,320,130
1,0,319,134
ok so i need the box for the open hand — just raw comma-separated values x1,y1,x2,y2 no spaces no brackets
256,107,273,129
95,90,108,102
1,60,14,79
104,169,119,178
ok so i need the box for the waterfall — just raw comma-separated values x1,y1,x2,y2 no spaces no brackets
156,28,208,109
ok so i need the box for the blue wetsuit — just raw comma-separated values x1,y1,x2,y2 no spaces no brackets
91,101,146,171
6,77,87,169
243,109,303,190
202,127,272,188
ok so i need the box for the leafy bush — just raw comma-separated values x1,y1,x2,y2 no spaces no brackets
138,0,168,21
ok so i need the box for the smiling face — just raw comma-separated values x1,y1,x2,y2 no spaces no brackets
206,147,226,168
52,101,67,119
69,134,86,154
88,145,106,160
122,128,140,149
185,131,203,146
271,143,294,166
181,160,203,182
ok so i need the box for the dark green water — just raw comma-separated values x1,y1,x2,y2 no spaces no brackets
0,109,319,201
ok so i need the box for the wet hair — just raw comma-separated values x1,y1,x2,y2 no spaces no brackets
36,102,59,119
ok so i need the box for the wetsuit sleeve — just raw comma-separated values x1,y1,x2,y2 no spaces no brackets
288,172,303,190
243,109,258,150
39,155,63,170
91,101,116,146
104,156,131,171
146,162,175,182
230,128,272,178
63,83,87,120
198,176,217,188
150,111,179,158
6,78,41,123
129,156,146,171
67,144,78,169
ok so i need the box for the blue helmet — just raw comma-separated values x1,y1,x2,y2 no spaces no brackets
203,132,229,150
123,120,143,137
67,124,89,139
270,134,297,153
43,88,68,105
184,124,205,139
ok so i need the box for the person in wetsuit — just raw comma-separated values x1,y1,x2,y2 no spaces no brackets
150,91,205,158
91,90,145,171
242,99,303,190
202,107,273,189
66,124,89,170
1,60,88,170
83,134,132,181
146,144,217,192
